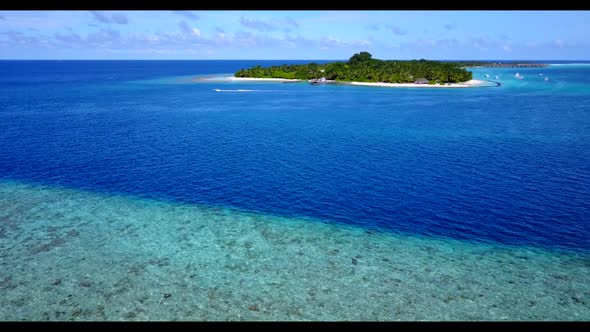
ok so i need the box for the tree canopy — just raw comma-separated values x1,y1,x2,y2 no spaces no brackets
348,51,373,65
235,52,480,83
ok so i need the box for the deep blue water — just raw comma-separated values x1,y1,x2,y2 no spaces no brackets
0,60,589,253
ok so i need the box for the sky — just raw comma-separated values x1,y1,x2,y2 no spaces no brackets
0,10,589,60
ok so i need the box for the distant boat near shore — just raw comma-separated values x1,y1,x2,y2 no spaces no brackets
310,77,327,85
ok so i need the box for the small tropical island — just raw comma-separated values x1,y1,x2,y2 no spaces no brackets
234,52,482,87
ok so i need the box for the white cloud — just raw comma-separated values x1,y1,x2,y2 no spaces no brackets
178,21,201,39
171,11,199,21
2,25,375,56
319,36,371,50
471,37,491,51
555,39,564,48
387,25,407,36
90,11,128,25
146,34,159,42
240,17,299,33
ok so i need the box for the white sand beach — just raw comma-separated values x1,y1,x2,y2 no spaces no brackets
230,77,492,88
194,76,492,88
193,76,304,83
228,77,303,82
346,79,489,88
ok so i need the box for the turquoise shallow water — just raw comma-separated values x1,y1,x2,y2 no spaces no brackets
1,181,588,321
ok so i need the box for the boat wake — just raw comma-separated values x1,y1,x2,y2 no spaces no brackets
214,89,258,92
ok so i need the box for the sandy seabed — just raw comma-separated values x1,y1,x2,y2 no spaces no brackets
0,181,588,321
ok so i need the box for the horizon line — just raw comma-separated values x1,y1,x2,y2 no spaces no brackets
1,59,589,61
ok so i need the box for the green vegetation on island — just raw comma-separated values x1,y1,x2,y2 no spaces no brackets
235,52,478,84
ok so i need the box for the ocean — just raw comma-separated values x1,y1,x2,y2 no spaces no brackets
0,60,589,320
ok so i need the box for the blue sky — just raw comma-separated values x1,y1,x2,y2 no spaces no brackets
0,11,589,60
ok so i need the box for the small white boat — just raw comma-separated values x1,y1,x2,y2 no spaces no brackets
544,77,549,81
310,77,327,85
495,75,500,80
539,73,544,76
485,74,490,78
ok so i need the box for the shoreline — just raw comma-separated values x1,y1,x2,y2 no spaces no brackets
344,79,489,88
196,76,492,88
193,76,304,83
228,77,303,82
